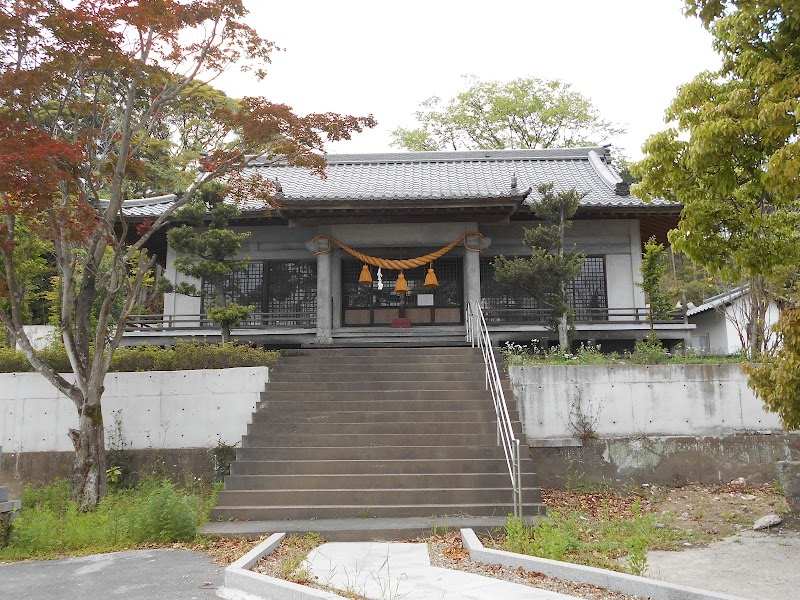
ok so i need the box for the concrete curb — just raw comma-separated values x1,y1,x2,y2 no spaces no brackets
219,533,348,600
460,528,750,600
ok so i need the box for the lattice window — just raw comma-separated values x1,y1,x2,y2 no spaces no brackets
202,262,263,312
202,260,316,325
568,257,608,319
479,257,540,310
480,256,607,321
266,261,317,317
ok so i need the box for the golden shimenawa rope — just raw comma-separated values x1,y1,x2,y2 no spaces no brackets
310,232,485,270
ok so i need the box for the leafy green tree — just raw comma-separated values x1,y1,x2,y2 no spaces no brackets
633,1,800,358
638,237,672,336
391,75,622,151
744,290,800,429
0,220,53,345
494,184,586,351
165,184,252,343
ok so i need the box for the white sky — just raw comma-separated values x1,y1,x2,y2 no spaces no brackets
216,0,721,160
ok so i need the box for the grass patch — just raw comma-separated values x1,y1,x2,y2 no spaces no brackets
0,477,222,561
492,495,707,575
274,534,321,584
502,339,745,367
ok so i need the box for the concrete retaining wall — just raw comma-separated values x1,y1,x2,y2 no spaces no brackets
509,364,783,441
0,367,269,453
530,434,800,487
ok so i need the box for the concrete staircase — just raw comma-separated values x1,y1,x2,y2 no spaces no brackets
205,346,544,540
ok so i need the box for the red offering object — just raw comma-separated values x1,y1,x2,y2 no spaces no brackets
391,318,412,328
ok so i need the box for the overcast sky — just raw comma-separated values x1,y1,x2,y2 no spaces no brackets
217,0,721,160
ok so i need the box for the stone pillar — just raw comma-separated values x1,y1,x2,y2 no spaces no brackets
306,236,333,345
463,233,491,312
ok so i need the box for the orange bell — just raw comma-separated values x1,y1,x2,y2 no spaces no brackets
424,263,439,288
358,264,372,285
394,271,409,294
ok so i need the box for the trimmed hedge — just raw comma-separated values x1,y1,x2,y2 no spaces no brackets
0,341,279,373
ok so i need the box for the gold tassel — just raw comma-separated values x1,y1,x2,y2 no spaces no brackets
358,264,372,285
424,263,439,288
394,271,409,294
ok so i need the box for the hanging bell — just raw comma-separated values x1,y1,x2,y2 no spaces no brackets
394,271,409,294
424,263,439,288
358,264,372,285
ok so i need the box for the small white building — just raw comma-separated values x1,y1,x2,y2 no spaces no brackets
687,288,780,354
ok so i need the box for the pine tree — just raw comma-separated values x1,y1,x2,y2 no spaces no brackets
165,185,253,343
494,183,586,351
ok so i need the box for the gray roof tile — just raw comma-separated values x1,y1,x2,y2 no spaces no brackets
119,147,671,218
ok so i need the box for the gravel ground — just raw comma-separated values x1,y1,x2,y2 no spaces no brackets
426,532,647,600
254,533,648,600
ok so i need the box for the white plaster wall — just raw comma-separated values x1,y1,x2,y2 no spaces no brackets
690,299,781,355
510,364,783,441
0,367,268,453
18,326,58,351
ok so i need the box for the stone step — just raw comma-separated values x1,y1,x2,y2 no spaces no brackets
0,499,21,513
223,472,539,491
252,410,502,424
258,399,516,413
272,360,486,373
210,502,545,521
200,515,542,542
268,371,488,383
282,347,480,358
235,445,504,461
265,380,493,392
240,432,500,448
215,487,529,507
246,420,521,437
230,458,528,476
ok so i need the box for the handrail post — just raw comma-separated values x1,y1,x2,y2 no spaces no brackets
464,300,523,519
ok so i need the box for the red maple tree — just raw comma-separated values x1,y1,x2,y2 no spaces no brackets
0,0,375,509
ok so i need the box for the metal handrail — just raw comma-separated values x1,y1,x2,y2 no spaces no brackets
480,306,686,325
465,300,522,519
124,311,316,332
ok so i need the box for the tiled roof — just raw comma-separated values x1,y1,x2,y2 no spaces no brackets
118,147,672,218
687,287,747,317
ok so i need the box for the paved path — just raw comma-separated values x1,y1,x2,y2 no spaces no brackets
0,549,223,600
647,529,800,600
304,541,579,600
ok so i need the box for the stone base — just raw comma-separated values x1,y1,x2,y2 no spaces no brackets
0,448,215,498
529,433,800,488
777,460,800,512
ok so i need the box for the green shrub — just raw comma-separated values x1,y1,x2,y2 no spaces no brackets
38,343,72,372
0,347,32,372
128,481,196,543
0,340,278,372
628,336,670,365
173,340,279,370
111,345,176,372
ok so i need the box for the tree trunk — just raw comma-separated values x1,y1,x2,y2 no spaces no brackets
747,275,767,359
221,323,231,344
68,394,106,511
558,313,569,352
558,280,569,352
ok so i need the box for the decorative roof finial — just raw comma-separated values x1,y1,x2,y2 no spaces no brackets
510,173,517,189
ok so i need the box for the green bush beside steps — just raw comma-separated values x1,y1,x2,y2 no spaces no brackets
0,340,279,373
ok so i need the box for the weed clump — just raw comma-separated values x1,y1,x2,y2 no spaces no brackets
0,477,217,560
